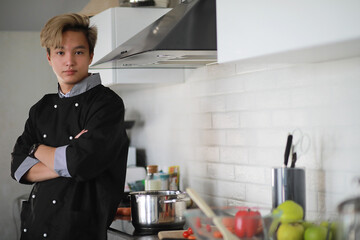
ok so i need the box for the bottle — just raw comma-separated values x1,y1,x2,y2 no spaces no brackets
159,172,169,190
168,166,180,190
145,165,161,190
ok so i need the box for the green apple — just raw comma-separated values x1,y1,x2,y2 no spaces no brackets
304,225,332,240
277,223,304,240
302,221,316,230
274,200,304,223
320,221,337,240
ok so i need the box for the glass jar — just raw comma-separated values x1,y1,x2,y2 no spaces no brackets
145,165,161,190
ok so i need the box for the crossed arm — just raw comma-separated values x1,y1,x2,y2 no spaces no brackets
23,130,88,182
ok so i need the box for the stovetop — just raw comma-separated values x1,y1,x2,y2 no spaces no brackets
109,218,186,237
110,218,145,236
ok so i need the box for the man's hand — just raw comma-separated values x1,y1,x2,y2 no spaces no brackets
75,129,88,139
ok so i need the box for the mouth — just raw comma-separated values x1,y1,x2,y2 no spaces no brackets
63,70,77,75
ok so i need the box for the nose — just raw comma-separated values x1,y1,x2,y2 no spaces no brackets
65,53,75,67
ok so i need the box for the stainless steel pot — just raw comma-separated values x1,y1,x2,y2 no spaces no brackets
129,190,189,231
337,196,360,240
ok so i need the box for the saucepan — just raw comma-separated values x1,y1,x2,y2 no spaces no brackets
129,190,189,232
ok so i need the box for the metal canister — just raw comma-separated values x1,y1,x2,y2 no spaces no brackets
272,167,306,215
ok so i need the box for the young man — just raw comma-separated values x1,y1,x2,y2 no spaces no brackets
11,13,129,240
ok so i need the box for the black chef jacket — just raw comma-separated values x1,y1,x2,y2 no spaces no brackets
11,79,129,240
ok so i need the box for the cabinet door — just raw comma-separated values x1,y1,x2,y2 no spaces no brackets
90,8,116,66
216,0,360,64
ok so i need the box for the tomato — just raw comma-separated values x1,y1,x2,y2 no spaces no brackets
187,227,193,235
222,217,235,233
226,226,235,234
234,208,261,238
213,230,223,238
195,217,202,228
222,217,235,229
206,224,212,232
183,231,190,238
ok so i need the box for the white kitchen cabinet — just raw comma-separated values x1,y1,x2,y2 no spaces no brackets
216,0,360,64
89,7,184,88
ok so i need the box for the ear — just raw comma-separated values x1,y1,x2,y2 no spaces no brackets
89,52,94,65
47,51,52,66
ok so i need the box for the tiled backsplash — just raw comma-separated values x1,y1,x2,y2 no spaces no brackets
118,57,360,221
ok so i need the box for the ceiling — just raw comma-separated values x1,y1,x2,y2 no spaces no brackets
0,0,90,31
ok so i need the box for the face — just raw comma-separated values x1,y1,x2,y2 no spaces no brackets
47,30,93,93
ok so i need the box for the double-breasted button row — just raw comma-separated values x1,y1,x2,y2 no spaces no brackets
42,133,74,140
53,103,79,108
22,228,48,238
31,195,57,205
24,196,57,237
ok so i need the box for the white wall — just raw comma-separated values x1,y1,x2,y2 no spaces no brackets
0,31,56,239
118,56,360,221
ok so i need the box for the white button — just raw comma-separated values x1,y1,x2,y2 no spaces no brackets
43,134,47,138
32,194,35,199
54,104,57,108
23,228,27,232
52,200,56,204
43,233,47,237
69,136,73,140
75,103,79,107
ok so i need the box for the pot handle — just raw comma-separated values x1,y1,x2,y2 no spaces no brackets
160,197,190,204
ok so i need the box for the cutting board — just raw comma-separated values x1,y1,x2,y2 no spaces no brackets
158,230,186,239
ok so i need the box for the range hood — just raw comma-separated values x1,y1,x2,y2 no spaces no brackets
91,0,217,69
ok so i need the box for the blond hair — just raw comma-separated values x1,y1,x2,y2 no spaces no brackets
40,13,97,55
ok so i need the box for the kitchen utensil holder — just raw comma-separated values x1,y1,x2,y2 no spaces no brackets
272,167,306,216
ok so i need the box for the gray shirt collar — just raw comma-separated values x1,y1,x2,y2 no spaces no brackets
58,73,101,98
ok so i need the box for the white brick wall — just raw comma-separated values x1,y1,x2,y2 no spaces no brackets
119,57,360,221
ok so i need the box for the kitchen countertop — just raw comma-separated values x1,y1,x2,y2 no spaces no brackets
108,218,159,240
108,217,159,240
108,217,187,240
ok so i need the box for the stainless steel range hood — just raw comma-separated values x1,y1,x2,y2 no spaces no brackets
91,0,217,69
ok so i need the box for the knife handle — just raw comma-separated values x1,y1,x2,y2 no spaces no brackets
284,134,293,167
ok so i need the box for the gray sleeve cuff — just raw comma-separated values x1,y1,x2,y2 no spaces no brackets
15,157,39,182
54,145,71,177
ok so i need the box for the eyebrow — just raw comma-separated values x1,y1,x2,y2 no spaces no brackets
55,45,87,50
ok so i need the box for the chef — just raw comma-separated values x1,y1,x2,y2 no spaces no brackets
10,13,129,240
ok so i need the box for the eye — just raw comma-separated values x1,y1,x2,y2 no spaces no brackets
75,51,84,55
56,51,64,56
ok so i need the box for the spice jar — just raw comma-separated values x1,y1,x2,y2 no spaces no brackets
145,165,161,190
